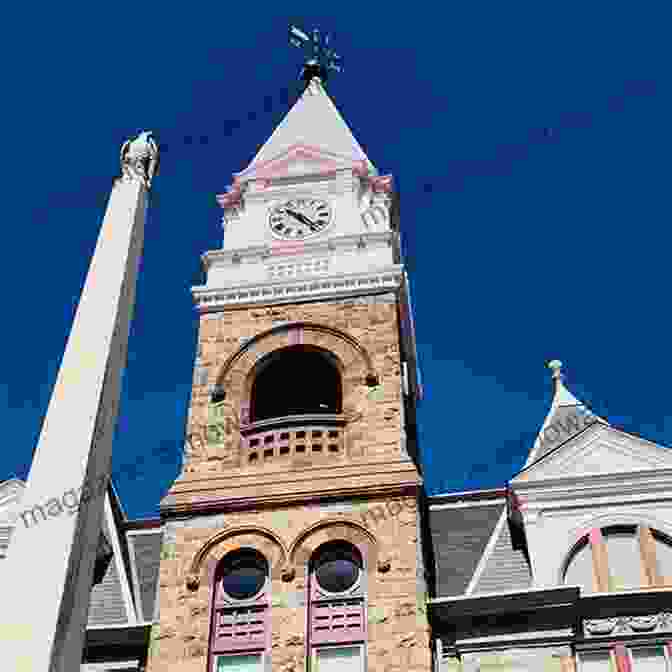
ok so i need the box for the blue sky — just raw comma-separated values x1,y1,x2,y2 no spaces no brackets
1,3,670,519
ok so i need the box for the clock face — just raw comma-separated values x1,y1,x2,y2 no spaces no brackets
268,198,332,240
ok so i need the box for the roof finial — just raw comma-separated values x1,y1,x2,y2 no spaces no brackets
547,359,564,382
289,25,342,85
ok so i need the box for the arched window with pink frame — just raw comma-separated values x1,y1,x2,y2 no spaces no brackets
307,540,367,672
208,548,271,672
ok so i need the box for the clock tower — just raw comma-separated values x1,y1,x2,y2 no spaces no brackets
149,37,429,672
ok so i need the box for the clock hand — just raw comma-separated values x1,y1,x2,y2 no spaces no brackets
295,211,320,230
286,209,318,229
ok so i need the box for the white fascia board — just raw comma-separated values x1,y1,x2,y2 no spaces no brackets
430,499,505,511
104,495,137,626
85,622,151,630
511,469,672,505
456,629,574,651
465,510,507,596
430,585,578,604
125,534,143,623
124,528,163,623
125,527,163,536
81,660,140,671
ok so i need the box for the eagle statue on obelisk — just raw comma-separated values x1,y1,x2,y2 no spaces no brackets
120,130,160,188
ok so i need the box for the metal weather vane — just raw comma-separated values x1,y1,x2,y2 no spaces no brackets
289,25,343,83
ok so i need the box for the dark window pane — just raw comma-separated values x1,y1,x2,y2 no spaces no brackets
220,550,267,600
314,544,362,593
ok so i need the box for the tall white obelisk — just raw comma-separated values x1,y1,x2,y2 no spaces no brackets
0,132,159,672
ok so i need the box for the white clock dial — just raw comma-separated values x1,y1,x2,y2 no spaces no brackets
268,198,332,240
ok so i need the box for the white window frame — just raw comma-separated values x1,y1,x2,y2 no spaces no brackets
576,648,613,671
628,644,672,672
212,651,266,672
80,662,140,671
311,643,366,672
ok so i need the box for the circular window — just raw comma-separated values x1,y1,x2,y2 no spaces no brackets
314,544,361,593
220,549,267,600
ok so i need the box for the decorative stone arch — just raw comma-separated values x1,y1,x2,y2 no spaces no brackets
185,525,289,591
287,518,387,579
558,511,672,585
213,322,379,425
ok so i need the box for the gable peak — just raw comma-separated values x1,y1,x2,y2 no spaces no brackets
242,76,375,178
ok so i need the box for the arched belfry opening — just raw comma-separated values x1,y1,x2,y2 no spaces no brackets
249,345,342,423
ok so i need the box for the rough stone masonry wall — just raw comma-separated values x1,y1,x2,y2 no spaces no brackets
178,294,406,485
146,497,431,672
146,293,429,671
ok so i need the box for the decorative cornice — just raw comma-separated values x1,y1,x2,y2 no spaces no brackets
215,149,386,220
192,265,404,311
160,478,421,518
510,468,672,510
432,587,672,651
201,231,396,271
584,612,672,637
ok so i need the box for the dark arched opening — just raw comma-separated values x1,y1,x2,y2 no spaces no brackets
250,346,342,423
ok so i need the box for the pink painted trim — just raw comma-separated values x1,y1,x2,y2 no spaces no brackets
216,184,243,210
612,645,631,672
288,326,304,346
370,174,394,193
509,492,527,513
253,151,340,181
207,555,271,668
352,160,369,177
575,528,591,542
235,143,367,180
589,527,604,545
270,241,306,256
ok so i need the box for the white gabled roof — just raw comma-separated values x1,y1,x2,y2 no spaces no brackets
240,77,375,175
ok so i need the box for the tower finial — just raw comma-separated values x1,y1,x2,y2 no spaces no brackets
547,359,564,381
289,25,342,84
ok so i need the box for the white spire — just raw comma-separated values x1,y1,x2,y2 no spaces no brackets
524,360,608,467
547,359,583,407
240,77,376,176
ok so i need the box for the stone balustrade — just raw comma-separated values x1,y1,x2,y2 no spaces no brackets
240,414,346,465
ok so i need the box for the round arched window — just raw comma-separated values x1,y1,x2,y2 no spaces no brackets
219,549,268,600
313,542,362,593
563,525,672,593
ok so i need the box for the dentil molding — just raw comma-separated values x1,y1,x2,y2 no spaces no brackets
192,265,404,311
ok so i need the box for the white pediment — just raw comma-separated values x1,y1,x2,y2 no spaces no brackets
513,424,672,482
236,143,363,182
